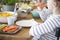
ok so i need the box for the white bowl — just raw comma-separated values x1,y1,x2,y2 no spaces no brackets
0,12,17,23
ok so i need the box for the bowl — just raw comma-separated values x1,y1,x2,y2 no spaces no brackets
31,11,40,18
0,12,17,23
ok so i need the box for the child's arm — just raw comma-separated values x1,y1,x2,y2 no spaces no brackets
38,8,52,21
29,16,59,39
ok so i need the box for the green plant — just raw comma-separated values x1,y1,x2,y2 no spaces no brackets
2,0,20,5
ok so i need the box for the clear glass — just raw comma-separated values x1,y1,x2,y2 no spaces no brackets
7,16,15,26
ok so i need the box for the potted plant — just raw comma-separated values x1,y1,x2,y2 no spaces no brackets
2,0,20,11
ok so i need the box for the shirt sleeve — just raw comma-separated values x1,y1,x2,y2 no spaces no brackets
29,16,60,39
39,8,52,21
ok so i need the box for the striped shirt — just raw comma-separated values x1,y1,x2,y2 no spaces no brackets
29,15,60,39
38,8,52,21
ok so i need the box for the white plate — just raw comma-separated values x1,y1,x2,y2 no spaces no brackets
16,19,38,27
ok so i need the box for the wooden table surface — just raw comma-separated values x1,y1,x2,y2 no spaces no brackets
0,13,43,40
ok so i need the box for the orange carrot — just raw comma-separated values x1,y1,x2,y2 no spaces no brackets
2,25,19,32
2,26,9,32
7,26,18,32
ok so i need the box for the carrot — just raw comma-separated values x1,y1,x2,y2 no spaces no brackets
35,3,47,8
2,25,19,32
2,26,9,32
7,26,18,32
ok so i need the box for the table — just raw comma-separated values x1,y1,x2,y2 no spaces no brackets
0,14,43,40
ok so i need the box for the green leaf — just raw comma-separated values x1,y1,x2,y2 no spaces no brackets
2,0,20,5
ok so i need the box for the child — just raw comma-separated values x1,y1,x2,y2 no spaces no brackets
34,2,52,21
29,0,60,40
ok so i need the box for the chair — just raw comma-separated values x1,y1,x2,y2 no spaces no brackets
39,27,60,40
55,27,60,40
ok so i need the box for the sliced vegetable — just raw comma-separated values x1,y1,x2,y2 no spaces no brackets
0,24,7,31
7,26,18,32
2,25,19,32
